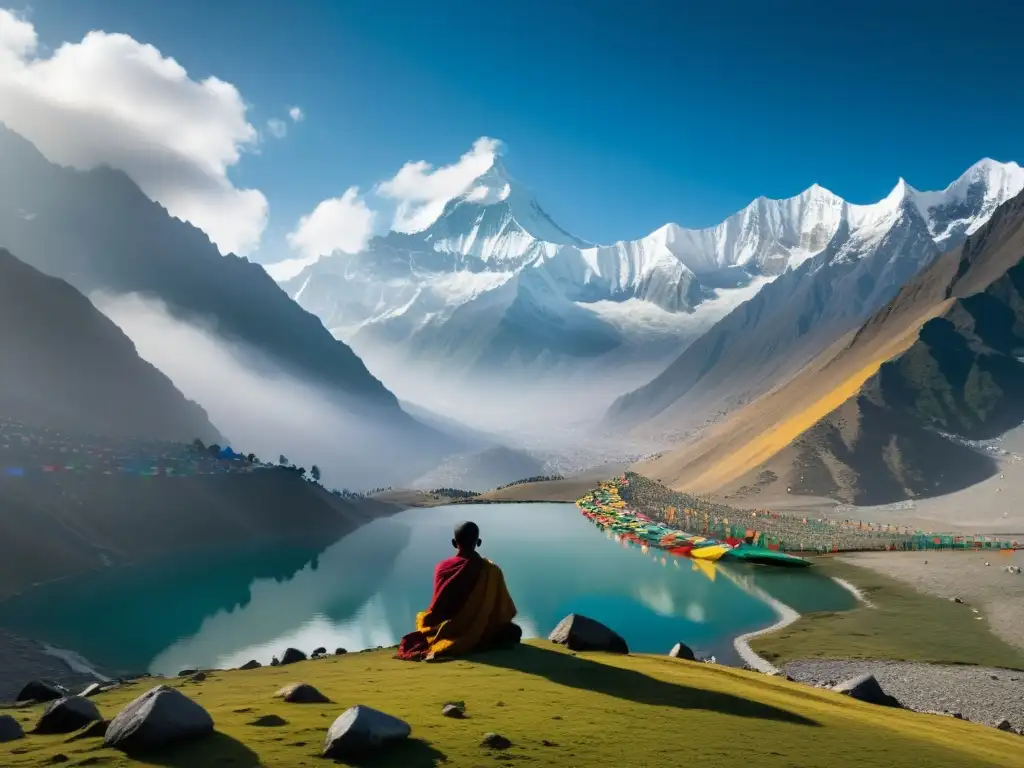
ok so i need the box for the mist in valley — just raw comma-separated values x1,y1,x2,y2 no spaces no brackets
92,292,456,491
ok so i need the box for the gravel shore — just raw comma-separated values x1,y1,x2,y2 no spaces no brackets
783,659,1024,732
838,550,1024,652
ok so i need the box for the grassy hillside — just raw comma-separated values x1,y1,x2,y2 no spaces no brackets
2,642,1021,767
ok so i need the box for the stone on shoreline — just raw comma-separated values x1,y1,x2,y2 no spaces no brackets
831,674,902,708
322,705,410,759
239,660,261,671
280,648,307,665
104,685,214,753
668,642,696,661
548,614,628,654
16,679,68,703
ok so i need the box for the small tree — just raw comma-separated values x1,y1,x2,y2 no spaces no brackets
311,465,321,483
207,443,221,457
246,453,256,463
298,467,307,478
192,438,206,452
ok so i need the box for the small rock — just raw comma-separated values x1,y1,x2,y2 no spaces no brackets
335,647,348,656
990,674,1000,681
831,674,902,708
64,720,109,742
312,647,327,656
668,642,696,661
950,596,963,604
239,660,261,671
701,655,717,664
0,714,25,743
104,685,214,752
177,669,198,678
442,704,465,719
548,613,628,654
322,705,411,760
542,739,557,747
994,719,1013,731
78,683,104,698
35,696,103,735
250,714,288,727
481,732,512,750
275,683,331,704
16,679,68,703
188,672,207,683
47,754,69,764
280,648,307,665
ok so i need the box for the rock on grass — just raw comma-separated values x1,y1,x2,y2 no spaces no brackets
103,685,213,753
831,674,902,708
35,696,103,735
481,732,512,749
280,648,307,665
0,714,25,743
274,683,331,703
548,614,628,654
16,680,68,703
322,705,410,760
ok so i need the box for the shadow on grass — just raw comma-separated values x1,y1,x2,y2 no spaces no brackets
473,644,820,727
340,738,448,767
122,731,260,767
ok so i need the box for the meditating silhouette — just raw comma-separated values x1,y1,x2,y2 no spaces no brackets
396,521,522,661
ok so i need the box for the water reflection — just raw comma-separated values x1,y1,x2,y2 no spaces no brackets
0,504,856,674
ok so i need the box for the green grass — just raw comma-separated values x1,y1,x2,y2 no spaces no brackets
752,558,1024,669
2,641,1022,767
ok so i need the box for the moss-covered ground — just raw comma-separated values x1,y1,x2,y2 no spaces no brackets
2,641,1022,767
751,557,1024,669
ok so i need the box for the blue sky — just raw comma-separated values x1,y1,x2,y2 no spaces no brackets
22,0,1024,260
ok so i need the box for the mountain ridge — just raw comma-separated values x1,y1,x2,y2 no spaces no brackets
635,184,1024,505
0,247,220,442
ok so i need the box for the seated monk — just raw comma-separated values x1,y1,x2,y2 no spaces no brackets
396,521,522,661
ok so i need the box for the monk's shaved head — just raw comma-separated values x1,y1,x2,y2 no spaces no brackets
453,521,481,550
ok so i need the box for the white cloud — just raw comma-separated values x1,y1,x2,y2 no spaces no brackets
288,106,304,123
267,117,288,139
0,8,267,255
376,136,501,233
267,187,375,281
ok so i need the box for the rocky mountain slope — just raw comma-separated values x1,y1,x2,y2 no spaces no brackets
635,185,1024,505
610,161,1024,435
0,248,218,442
0,124,456,484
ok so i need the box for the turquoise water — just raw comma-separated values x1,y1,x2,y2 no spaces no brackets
0,503,856,675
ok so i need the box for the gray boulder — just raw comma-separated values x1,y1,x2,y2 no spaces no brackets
668,642,696,661
335,648,348,656
994,718,1013,731
78,683,104,698
35,696,103,735
274,683,331,703
312,647,327,656
0,714,24,743
280,648,307,665
442,703,465,718
548,614,628,654
481,732,512,749
239,660,261,671
103,685,214,752
831,674,902,708
322,705,411,760
16,679,68,703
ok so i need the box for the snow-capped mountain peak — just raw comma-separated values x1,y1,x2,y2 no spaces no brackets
909,158,1024,247
420,156,589,264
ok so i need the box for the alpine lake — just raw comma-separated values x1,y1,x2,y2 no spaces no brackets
0,503,857,676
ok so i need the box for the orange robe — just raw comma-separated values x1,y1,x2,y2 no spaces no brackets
395,553,519,660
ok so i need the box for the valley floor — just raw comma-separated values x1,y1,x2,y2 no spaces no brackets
2,642,1021,767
